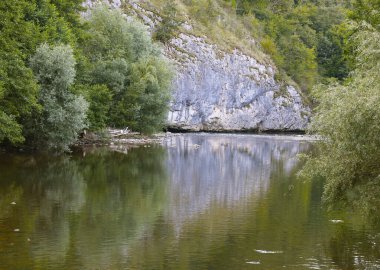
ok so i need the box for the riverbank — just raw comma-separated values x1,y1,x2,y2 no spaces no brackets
76,128,182,147
0,129,318,154
77,128,320,147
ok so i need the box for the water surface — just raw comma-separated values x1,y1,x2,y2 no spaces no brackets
0,134,379,269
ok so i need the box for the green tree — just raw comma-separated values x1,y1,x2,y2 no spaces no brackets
111,57,172,133
350,0,380,30
0,0,85,147
300,23,380,203
84,7,158,63
279,35,318,91
82,6,173,133
74,84,112,131
0,1,40,145
316,25,349,79
30,44,88,152
235,0,351,89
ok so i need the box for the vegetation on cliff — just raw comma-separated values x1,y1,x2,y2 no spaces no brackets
142,0,353,92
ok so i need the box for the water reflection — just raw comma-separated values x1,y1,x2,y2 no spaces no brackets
164,134,310,229
0,148,168,269
0,134,379,269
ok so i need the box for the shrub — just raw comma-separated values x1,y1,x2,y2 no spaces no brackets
153,0,180,43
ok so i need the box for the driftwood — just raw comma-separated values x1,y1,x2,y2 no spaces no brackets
107,128,140,138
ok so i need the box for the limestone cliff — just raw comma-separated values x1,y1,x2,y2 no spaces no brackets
86,0,311,132
166,33,310,131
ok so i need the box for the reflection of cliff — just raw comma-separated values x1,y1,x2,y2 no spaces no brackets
164,134,310,229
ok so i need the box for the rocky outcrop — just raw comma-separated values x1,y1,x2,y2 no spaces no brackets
166,34,310,131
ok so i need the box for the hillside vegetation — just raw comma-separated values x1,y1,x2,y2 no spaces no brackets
137,0,353,92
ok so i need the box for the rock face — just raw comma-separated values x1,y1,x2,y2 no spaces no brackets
166,34,310,132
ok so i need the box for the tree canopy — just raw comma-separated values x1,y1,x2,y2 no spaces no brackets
0,1,173,151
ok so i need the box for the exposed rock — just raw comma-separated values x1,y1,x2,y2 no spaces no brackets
166,33,310,132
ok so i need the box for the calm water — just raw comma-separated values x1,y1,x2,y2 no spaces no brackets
0,134,380,270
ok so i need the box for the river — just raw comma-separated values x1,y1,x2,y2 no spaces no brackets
0,134,379,269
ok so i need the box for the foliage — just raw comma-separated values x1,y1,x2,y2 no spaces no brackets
84,7,159,63
299,23,380,203
0,0,84,148
0,1,40,145
316,24,350,79
153,0,180,43
279,35,318,91
0,1,172,150
82,7,173,133
350,0,380,30
30,44,88,152
74,84,112,131
111,57,173,134
247,1,349,89
0,112,25,144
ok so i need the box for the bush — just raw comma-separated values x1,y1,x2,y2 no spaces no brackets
279,35,317,91
153,0,180,43
84,7,159,62
111,57,172,134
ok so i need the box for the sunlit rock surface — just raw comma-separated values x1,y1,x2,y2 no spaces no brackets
166,34,310,131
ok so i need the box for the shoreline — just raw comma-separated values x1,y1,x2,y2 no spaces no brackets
77,129,320,147
0,130,319,154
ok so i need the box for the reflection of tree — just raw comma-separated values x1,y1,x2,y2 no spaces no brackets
0,147,169,269
0,155,86,269
324,179,380,270
71,147,169,269
328,224,380,270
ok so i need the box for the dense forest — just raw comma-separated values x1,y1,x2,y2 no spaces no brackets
0,0,379,207
0,1,172,152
